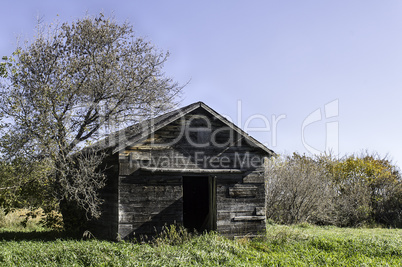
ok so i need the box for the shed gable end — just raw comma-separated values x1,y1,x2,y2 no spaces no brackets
123,107,267,172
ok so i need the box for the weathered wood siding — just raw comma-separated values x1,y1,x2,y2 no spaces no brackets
118,170,183,239
216,171,266,236
118,107,268,239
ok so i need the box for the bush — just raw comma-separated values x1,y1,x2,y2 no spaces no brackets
41,210,64,231
328,153,402,227
266,152,402,228
266,153,336,225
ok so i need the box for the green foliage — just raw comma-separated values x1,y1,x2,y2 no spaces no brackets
326,152,402,227
0,56,9,78
40,210,64,231
0,63,5,78
0,159,56,212
0,225,400,266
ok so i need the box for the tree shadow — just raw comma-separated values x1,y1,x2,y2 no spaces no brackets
0,230,83,242
121,198,183,242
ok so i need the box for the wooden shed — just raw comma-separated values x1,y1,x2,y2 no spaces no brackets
90,101,274,240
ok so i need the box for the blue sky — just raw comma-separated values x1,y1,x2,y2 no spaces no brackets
1,1,402,167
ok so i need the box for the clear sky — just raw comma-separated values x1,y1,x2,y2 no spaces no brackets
1,1,402,167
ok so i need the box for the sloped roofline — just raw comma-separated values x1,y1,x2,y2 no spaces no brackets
101,101,274,156
195,102,274,156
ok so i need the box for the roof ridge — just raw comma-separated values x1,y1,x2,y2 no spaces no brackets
90,101,274,156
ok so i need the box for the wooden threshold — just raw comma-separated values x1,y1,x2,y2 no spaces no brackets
140,167,245,174
232,216,265,221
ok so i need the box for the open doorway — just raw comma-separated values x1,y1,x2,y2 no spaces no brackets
182,176,216,232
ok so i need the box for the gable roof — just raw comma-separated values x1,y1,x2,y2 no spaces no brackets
95,101,275,156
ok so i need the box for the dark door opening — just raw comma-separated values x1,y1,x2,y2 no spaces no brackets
183,176,216,232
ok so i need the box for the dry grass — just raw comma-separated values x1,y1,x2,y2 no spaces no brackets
0,208,46,231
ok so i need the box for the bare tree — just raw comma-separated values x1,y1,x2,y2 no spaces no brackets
0,13,183,219
266,153,336,225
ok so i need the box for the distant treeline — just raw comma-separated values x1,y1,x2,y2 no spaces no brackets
266,152,402,228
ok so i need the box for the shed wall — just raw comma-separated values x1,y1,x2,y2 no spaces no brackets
117,108,267,239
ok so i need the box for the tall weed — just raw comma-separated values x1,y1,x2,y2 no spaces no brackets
0,208,46,231
153,224,193,246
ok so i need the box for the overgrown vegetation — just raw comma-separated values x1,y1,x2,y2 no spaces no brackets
0,200,401,265
266,152,402,227
0,208,63,231
0,223,400,266
0,159,56,213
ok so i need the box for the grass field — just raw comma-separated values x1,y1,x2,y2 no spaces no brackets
0,223,401,266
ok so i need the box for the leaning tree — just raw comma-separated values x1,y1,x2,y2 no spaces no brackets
0,13,183,220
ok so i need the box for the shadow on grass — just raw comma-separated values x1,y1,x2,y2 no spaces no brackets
0,230,84,242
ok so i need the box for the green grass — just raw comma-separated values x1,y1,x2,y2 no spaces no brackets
0,224,401,266
261,224,402,266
